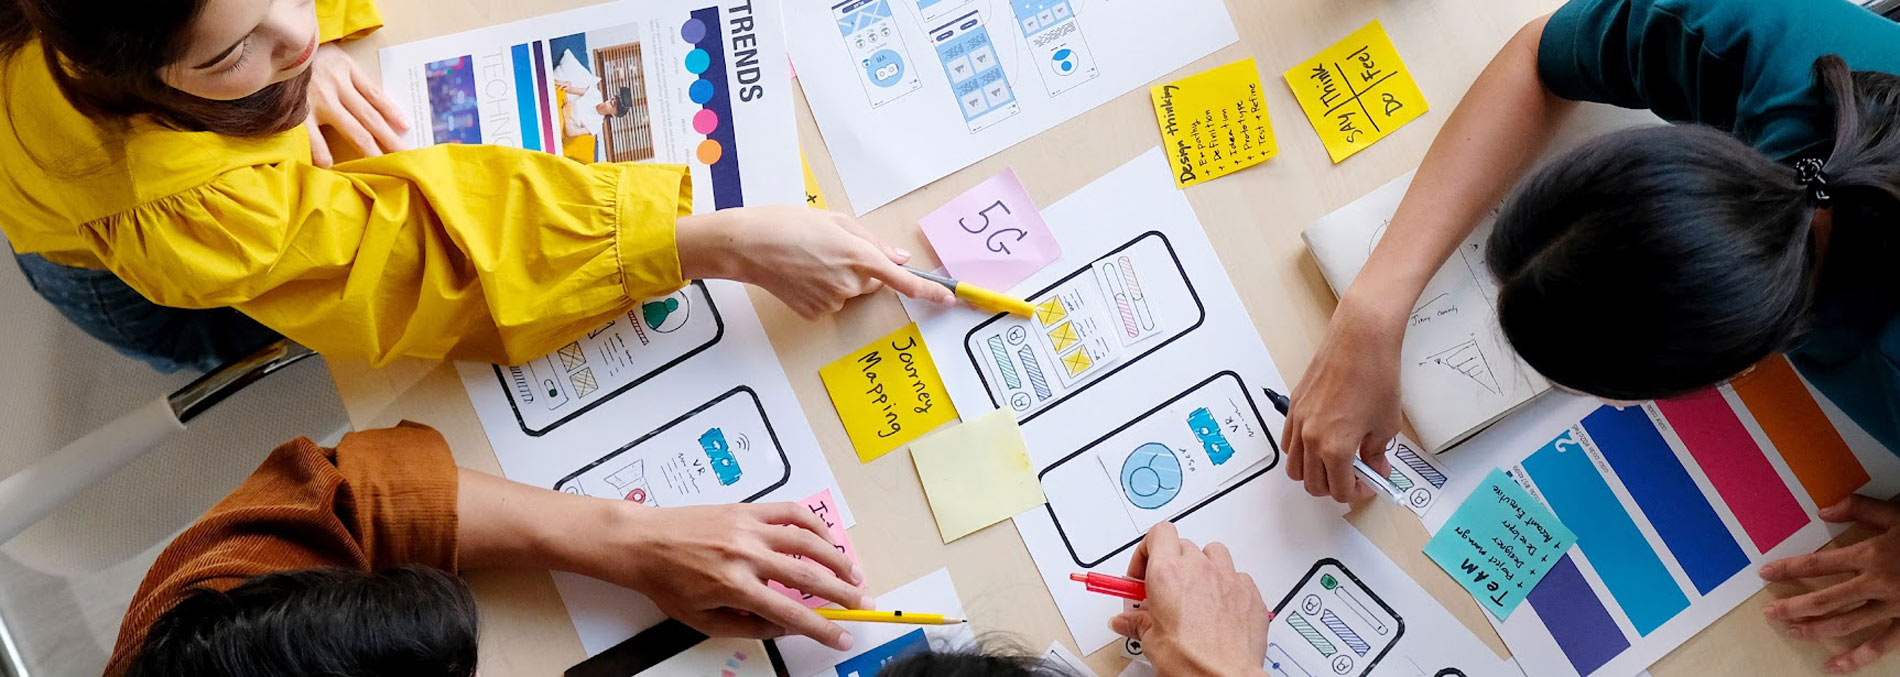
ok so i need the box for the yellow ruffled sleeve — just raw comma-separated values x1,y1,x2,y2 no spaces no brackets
80,144,692,366
316,0,383,43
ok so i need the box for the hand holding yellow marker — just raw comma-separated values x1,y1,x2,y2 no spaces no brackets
815,608,968,626
902,266,1035,318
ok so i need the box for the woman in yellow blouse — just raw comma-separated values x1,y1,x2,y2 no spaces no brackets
0,0,952,372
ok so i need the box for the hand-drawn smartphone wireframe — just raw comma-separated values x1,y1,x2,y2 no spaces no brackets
1007,0,1099,96
929,9,1020,133
916,0,974,23
1036,371,1279,567
554,386,791,506
833,0,923,108
493,281,725,436
1269,559,1406,677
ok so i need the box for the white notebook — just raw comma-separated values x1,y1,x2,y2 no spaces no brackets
1302,171,1549,452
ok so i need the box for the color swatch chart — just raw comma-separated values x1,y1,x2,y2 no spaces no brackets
1426,355,1897,677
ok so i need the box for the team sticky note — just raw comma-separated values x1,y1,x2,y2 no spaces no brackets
1151,58,1277,188
1285,20,1429,163
910,408,1046,543
819,323,960,463
1424,468,1577,621
917,169,1061,291
768,489,861,608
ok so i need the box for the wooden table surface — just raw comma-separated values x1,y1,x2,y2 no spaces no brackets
332,1,1855,674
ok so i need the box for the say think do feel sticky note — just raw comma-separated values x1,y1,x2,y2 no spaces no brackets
1285,20,1429,163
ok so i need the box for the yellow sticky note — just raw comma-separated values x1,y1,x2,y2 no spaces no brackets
1284,21,1429,163
801,151,829,210
819,323,959,462
1150,58,1278,188
910,408,1046,543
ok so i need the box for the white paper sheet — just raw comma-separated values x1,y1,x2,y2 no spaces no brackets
1302,173,1548,453
1416,382,1900,677
1044,642,1097,676
384,2,850,656
776,568,976,677
905,150,1520,677
379,0,802,212
787,0,1238,213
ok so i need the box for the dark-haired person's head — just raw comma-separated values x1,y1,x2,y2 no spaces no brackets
0,0,319,135
876,649,1079,677
124,566,481,677
1489,55,1900,402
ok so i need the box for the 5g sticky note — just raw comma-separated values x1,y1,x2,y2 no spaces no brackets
768,489,861,608
1151,58,1277,187
1285,20,1429,163
1424,468,1577,621
820,323,960,463
917,169,1060,291
910,408,1046,543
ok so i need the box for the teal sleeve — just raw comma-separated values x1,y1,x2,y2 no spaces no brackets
1536,0,1900,159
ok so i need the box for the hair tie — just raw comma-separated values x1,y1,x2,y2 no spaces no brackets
1795,158,1832,205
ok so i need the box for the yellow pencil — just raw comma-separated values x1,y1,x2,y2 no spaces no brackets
902,266,1036,318
815,609,968,625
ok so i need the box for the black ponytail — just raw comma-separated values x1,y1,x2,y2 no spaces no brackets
1487,55,1900,401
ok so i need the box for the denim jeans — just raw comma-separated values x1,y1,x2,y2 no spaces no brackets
13,253,282,373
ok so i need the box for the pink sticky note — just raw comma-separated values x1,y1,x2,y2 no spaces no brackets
769,490,860,608
918,169,1061,291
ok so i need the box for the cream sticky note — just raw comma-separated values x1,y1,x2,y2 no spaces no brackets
1424,469,1576,620
768,489,861,608
820,323,960,462
910,408,1046,543
1284,20,1429,163
802,151,829,210
1151,58,1277,187
917,169,1061,291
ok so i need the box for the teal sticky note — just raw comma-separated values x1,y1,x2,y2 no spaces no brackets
1424,468,1578,620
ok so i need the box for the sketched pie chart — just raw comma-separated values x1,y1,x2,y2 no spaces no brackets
1120,443,1182,510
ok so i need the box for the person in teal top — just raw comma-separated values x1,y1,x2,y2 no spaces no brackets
1279,0,1900,672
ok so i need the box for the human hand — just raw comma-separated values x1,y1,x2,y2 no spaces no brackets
1283,294,1404,503
1760,496,1900,674
677,206,957,318
304,43,410,167
1110,524,1271,677
583,502,872,651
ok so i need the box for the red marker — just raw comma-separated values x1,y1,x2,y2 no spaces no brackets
1070,572,1147,601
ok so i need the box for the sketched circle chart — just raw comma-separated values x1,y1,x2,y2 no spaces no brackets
1009,392,1033,412
865,49,907,87
1120,443,1183,510
1301,594,1323,616
1331,655,1353,675
1408,488,1433,509
640,291,692,333
1007,325,1029,345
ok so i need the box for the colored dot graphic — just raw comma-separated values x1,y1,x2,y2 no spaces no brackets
680,16,724,166
692,109,720,135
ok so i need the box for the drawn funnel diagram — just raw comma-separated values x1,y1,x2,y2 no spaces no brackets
1421,339,1500,396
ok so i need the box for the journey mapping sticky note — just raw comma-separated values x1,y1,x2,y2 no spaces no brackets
910,408,1046,543
768,489,861,608
820,323,960,463
1284,21,1429,163
1151,58,1277,188
1425,468,1576,620
918,169,1061,291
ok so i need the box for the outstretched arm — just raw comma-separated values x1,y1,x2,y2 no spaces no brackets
1285,14,1576,503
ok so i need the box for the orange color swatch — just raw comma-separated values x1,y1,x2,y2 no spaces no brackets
1730,355,1868,508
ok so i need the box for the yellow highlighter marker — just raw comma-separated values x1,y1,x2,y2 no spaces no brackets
815,609,968,626
903,266,1035,318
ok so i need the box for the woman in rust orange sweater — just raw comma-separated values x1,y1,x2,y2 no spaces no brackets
108,423,868,676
